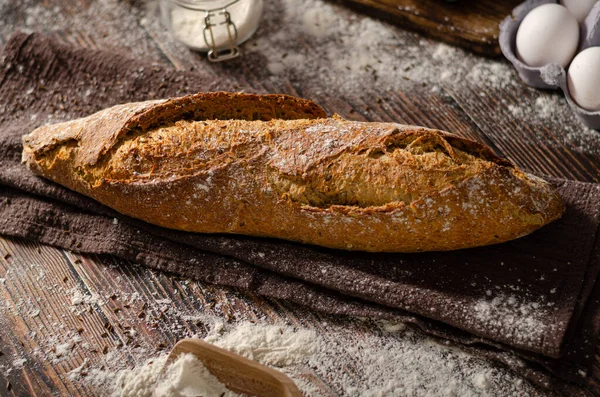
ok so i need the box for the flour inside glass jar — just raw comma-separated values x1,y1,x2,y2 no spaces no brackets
161,0,263,61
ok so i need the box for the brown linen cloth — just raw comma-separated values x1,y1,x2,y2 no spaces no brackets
1,32,600,395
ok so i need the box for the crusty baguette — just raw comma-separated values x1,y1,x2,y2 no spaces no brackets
22,92,565,252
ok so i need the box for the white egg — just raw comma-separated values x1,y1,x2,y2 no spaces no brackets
516,4,579,68
567,47,600,111
560,0,598,23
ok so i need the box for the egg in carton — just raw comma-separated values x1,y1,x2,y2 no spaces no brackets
500,0,600,130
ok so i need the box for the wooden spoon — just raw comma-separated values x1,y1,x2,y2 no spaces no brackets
163,338,303,397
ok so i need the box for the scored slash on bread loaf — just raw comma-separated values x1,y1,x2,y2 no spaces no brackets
22,92,565,252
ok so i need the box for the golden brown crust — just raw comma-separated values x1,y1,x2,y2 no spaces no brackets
22,92,565,252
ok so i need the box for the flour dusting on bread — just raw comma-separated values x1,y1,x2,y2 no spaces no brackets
22,92,565,252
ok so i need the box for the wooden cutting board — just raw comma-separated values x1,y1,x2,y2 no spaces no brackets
340,0,522,56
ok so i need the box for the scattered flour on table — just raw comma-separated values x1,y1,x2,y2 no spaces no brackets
0,265,542,396
204,321,317,367
535,96,561,120
247,0,517,95
88,320,535,397
54,339,78,360
0,263,542,396
70,287,105,307
12,358,27,369
5,0,515,95
67,358,90,382
506,91,600,155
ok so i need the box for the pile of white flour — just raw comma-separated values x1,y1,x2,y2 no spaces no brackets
115,353,239,397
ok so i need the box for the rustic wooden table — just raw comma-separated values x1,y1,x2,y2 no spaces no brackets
0,0,599,396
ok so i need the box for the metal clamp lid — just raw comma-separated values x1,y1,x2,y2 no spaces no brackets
203,10,240,62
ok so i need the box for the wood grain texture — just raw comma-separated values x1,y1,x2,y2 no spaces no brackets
0,0,599,395
0,236,370,396
338,0,522,56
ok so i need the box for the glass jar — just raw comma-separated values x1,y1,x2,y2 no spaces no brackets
161,0,264,62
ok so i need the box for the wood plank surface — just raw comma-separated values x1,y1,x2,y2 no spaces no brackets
0,0,599,396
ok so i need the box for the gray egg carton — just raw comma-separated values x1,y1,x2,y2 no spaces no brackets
499,0,600,129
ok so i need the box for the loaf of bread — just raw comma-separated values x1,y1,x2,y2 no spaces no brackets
22,92,565,252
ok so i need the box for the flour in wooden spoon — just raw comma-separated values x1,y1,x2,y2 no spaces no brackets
113,353,240,397
156,353,240,397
